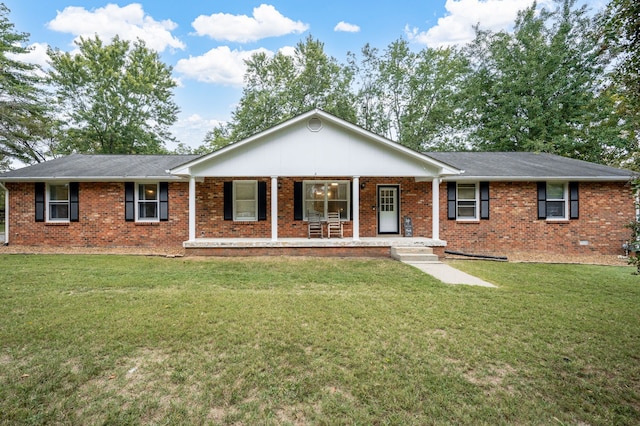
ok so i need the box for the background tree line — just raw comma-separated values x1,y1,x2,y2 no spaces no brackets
0,0,638,171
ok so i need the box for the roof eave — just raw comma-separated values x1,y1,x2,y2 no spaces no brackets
0,176,190,182
442,176,633,182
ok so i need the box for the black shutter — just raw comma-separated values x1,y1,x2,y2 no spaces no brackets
350,182,354,221
35,182,45,222
537,182,547,219
447,182,456,220
258,181,267,221
159,182,169,221
480,181,490,220
293,181,303,220
569,181,579,220
223,181,233,220
69,182,79,222
125,182,135,221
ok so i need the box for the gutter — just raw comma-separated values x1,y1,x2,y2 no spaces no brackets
0,182,7,245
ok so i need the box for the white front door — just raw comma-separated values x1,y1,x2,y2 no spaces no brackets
378,186,399,234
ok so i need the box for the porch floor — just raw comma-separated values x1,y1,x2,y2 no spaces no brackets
184,237,446,249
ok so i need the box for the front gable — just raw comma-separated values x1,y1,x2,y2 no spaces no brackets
172,110,460,178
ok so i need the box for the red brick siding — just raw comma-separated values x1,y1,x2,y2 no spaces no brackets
439,181,634,257
5,178,634,257
6,182,189,248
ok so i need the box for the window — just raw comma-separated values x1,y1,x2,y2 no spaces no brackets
456,183,478,220
303,181,349,220
137,183,159,221
48,183,69,221
545,182,566,219
234,180,258,221
447,182,489,221
538,182,578,220
125,182,168,222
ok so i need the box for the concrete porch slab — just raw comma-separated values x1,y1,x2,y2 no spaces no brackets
184,237,446,249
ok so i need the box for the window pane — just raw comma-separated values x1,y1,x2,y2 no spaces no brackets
458,201,476,218
328,201,348,219
546,201,565,218
547,183,564,200
139,184,157,201
457,184,476,200
235,182,255,200
50,203,69,220
50,184,68,201
234,181,257,221
139,202,158,219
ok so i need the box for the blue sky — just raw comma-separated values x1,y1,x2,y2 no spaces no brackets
4,0,605,150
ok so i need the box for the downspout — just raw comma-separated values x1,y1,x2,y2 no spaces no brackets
0,182,8,245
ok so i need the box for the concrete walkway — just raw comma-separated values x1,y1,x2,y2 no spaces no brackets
403,261,496,287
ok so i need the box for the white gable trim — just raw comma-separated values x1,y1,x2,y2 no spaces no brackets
171,109,461,178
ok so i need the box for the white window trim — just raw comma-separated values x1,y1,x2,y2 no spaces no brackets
46,182,70,223
456,182,479,221
545,182,568,221
135,182,160,222
303,180,350,221
233,180,258,222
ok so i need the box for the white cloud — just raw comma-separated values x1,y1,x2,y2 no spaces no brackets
175,46,272,86
8,42,50,70
406,0,554,48
171,113,227,149
47,3,185,52
334,21,361,33
192,4,309,43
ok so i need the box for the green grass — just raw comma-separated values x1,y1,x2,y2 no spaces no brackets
0,255,639,425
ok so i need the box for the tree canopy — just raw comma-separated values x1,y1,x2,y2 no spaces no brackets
48,35,179,154
0,4,51,168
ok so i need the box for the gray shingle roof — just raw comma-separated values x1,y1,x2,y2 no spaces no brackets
426,152,635,181
0,152,634,181
0,154,201,181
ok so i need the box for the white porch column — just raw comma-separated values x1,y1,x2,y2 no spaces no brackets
271,176,278,241
432,178,440,240
188,176,196,241
0,182,8,245
352,176,360,241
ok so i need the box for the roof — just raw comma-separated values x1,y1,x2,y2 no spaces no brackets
0,154,201,182
426,152,635,181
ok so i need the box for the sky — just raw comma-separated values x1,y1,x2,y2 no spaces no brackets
4,0,606,150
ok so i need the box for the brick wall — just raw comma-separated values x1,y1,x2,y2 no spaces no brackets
439,181,634,257
5,178,634,256
6,182,189,248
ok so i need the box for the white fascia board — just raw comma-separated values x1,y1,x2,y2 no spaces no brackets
441,176,633,182
0,176,189,182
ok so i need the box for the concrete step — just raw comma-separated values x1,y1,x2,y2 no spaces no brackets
391,246,439,262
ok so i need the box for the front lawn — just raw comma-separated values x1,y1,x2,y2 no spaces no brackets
0,255,638,425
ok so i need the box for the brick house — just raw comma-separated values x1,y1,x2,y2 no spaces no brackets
0,109,635,259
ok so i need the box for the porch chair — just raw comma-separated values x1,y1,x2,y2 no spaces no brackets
308,211,323,238
326,211,343,239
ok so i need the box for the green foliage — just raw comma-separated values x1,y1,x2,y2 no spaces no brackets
343,40,473,151
228,36,356,142
463,0,629,163
625,178,640,273
48,35,179,154
600,0,640,170
0,4,53,165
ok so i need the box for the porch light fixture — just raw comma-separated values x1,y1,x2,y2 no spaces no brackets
360,182,366,189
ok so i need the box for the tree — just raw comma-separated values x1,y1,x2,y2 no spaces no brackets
349,39,470,151
600,0,640,169
463,0,629,164
48,35,179,154
0,4,52,166
227,36,356,141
